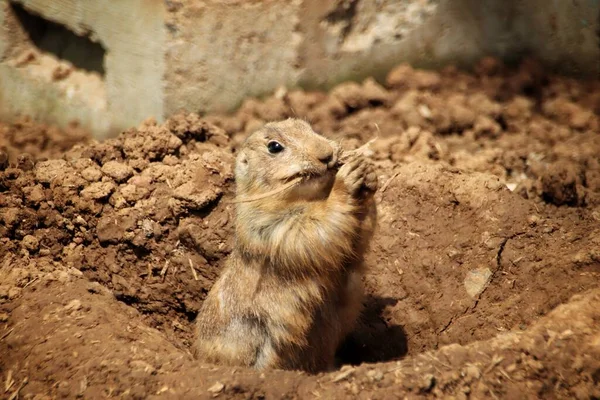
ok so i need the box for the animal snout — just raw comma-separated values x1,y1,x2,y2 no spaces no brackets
317,146,336,168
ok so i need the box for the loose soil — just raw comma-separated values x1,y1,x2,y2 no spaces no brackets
0,117,91,166
1,58,599,399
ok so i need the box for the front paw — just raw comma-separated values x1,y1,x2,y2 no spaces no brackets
336,156,368,197
362,163,378,194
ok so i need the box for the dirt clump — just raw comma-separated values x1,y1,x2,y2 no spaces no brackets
1,58,600,398
0,117,90,167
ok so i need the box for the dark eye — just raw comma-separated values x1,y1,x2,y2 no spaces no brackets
267,141,284,154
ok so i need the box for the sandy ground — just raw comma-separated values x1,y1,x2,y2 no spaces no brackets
1,58,599,399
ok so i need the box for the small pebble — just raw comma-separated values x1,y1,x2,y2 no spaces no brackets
207,382,224,393
464,268,492,298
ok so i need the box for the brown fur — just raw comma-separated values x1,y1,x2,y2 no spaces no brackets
192,118,377,373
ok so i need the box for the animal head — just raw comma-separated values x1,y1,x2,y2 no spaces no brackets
235,119,339,200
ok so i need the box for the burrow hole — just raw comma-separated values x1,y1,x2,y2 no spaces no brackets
10,1,106,76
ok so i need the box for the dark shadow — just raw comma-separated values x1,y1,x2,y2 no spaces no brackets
10,2,106,75
335,295,408,366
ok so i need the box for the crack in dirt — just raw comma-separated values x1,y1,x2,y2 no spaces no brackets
439,304,471,334
496,237,511,270
440,231,528,335
476,231,528,303
494,231,527,275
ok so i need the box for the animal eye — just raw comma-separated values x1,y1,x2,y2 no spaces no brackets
267,141,284,154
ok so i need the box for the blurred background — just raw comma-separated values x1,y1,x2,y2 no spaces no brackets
0,0,598,139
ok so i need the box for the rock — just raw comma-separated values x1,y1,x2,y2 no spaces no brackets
207,382,225,394
464,268,493,298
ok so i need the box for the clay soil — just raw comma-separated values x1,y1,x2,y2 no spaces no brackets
1,58,600,399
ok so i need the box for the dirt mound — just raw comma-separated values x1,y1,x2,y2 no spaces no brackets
4,277,600,399
0,117,91,167
208,57,600,209
1,114,233,348
1,58,600,399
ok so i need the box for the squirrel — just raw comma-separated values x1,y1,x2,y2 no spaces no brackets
192,118,377,373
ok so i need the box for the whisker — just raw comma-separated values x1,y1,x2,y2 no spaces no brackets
228,177,303,204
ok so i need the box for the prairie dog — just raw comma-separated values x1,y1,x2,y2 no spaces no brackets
193,118,377,372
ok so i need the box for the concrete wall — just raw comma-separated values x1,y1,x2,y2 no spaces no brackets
0,0,165,138
0,0,598,139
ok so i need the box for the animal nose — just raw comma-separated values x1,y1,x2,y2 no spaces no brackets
319,153,333,164
317,148,334,167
